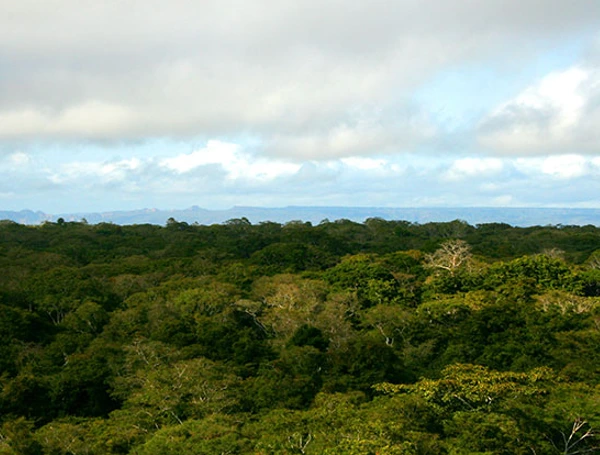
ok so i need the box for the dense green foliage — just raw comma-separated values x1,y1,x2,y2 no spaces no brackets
0,217,599,454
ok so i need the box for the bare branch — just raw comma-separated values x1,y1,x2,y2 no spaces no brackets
424,239,472,276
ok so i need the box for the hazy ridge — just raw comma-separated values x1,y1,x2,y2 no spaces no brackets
2,206,600,227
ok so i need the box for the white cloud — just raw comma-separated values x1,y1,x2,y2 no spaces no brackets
541,154,588,179
341,157,388,171
513,157,544,176
160,141,239,174
0,102,137,139
263,111,436,160
516,68,587,118
8,152,32,167
513,154,600,180
444,157,504,181
479,66,600,155
49,157,142,184
161,140,301,182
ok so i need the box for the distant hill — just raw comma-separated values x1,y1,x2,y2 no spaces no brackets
2,206,600,227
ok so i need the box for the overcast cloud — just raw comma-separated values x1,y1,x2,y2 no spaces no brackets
1,0,600,213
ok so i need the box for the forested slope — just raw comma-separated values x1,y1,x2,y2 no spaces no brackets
0,218,599,454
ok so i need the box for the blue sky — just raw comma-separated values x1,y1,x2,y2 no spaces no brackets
2,0,600,213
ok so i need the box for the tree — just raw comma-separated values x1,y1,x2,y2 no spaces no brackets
375,364,557,454
323,254,403,308
553,418,598,455
483,254,573,292
375,363,553,413
541,383,600,455
424,239,472,277
252,275,327,343
131,415,250,455
585,250,600,270
0,417,41,455
112,345,241,429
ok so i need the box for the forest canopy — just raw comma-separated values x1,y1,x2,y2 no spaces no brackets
0,217,599,454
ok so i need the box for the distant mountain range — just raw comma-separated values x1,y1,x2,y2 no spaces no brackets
2,206,600,227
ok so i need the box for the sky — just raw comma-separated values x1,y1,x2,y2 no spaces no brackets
2,0,600,213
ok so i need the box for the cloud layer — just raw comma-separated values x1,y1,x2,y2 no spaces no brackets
479,67,600,155
2,2,600,152
2,1,600,210
3,145,600,212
